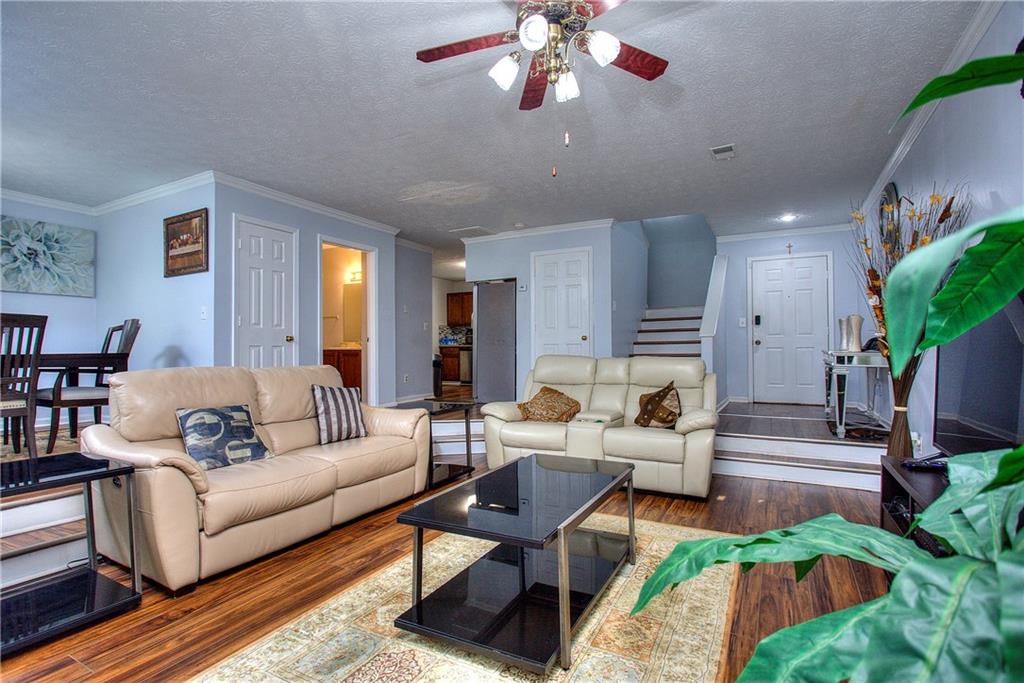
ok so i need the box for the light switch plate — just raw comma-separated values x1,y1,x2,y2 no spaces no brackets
517,283,528,292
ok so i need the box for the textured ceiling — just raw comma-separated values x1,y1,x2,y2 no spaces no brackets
1,1,979,258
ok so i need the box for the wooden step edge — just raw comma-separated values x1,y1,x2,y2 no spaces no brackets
715,451,881,474
432,434,484,443
641,316,702,322
629,353,700,358
633,340,700,345
716,431,888,449
0,484,82,510
636,327,700,334
1,520,87,559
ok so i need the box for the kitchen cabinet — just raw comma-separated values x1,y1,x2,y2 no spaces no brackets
323,348,362,389
440,347,460,382
446,292,473,327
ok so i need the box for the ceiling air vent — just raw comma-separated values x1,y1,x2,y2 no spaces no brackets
709,144,736,161
448,226,495,239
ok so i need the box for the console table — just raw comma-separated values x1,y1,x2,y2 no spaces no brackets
0,453,141,656
824,350,888,438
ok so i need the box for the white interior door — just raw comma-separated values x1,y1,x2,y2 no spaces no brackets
235,217,297,368
751,255,829,404
532,249,592,361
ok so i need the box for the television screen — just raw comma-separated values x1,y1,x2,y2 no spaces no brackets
934,293,1024,456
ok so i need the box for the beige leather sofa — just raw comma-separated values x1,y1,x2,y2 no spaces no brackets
80,365,428,592
482,356,718,497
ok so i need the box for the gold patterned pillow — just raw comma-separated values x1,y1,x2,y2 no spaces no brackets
635,381,681,428
518,386,581,423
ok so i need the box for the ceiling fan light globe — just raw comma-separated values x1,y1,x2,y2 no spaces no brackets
488,53,520,91
519,14,549,51
555,71,580,103
588,30,621,67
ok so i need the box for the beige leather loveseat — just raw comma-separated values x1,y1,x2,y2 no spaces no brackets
80,365,428,592
482,355,717,497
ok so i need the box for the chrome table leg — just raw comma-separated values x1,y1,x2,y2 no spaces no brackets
557,526,572,669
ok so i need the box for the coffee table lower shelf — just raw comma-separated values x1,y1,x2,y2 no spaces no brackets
395,529,629,674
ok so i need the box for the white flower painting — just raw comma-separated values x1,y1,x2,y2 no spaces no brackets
1,216,96,297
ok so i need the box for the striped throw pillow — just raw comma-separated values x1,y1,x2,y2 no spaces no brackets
311,385,367,444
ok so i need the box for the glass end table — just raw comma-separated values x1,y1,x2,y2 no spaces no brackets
396,399,477,488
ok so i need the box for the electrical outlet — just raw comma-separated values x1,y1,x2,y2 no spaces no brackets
423,322,429,331
403,374,409,383
200,306,207,320
739,317,746,328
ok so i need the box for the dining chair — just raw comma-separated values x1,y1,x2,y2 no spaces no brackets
37,318,140,453
0,313,47,461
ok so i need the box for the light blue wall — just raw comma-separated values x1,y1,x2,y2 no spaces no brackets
876,2,1024,454
395,243,433,401
212,183,399,405
98,182,217,369
716,228,875,404
0,198,101,353
643,214,716,308
611,221,648,357
465,225,613,397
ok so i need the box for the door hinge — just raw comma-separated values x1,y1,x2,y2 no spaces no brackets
236,316,242,327
237,238,243,250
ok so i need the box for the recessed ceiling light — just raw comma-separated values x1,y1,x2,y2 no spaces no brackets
514,222,526,228
778,213,798,223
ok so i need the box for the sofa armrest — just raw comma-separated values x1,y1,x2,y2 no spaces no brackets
674,408,718,435
80,424,209,494
361,404,428,439
574,410,624,425
481,401,522,423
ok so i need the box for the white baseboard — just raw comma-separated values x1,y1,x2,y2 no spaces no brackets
395,392,435,404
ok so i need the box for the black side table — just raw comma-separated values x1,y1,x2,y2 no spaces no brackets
1,452,141,656
396,400,476,488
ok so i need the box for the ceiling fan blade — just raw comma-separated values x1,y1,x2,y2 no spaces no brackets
610,41,668,80
416,31,518,63
519,54,547,110
590,0,631,18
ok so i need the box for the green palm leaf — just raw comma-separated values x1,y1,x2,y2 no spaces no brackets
996,550,1024,678
736,597,887,682
919,221,1024,352
897,54,1024,121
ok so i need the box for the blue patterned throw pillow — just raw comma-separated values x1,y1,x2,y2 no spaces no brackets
175,404,270,470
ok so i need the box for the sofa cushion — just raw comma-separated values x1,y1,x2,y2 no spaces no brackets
532,355,597,385
603,426,685,464
199,455,336,534
176,404,270,470
501,421,568,450
288,435,417,489
259,418,320,455
250,365,342,425
518,386,581,422
109,367,260,442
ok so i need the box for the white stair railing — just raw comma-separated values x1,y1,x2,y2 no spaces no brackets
699,255,728,371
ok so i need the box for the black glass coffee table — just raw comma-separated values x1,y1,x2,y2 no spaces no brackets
394,453,635,673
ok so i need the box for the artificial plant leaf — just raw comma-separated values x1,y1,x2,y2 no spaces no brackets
632,513,929,615
925,511,983,557
919,220,1024,353
981,445,1024,492
736,596,888,683
896,53,1024,121
853,555,1003,683
1004,487,1024,551
793,556,821,582
914,449,1012,535
961,486,1013,559
997,549,1024,678
883,208,1023,377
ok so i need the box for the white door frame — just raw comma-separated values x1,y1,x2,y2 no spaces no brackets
317,234,379,406
530,246,594,364
231,213,300,368
746,251,834,402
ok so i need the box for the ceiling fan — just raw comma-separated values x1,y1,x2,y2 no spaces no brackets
416,0,668,110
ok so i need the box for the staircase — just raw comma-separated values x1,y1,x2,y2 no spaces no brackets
1,486,89,586
631,306,704,358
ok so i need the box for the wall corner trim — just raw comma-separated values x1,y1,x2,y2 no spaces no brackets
461,218,614,244
716,223,849,243
396,238,434,254
859,1,1003,213
0,188,97,216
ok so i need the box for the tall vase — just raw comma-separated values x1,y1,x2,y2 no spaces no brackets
888,354,921,460
837,317,850,351
848,314,864,352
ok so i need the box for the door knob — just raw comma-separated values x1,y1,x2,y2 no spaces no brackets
581,335,588,341
285,335,295,343
754,339,762,346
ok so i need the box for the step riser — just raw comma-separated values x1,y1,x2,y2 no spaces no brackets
640,319,701,331
713,458,880,491
434,440,486,456
431,420,484,437
645,307,704,318
2,494,84,537
632,343,700,354
1,538,88,588
715,435,885,462
635,330,699,342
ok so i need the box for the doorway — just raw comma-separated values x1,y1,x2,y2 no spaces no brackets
474,280,517,403
320,242,369,398
531,247,592,362
233,215,298,368
748,253,832,404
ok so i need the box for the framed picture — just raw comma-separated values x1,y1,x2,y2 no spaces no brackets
164,208,208,277
1,216,96,297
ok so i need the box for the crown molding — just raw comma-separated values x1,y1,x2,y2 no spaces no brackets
212,172,400,236
396,237,433,254
92,171,216,214
0,188,97,216
461,218,614,245
716,223,849,243
860,1,1003,213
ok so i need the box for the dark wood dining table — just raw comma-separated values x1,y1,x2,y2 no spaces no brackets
38,352,129,437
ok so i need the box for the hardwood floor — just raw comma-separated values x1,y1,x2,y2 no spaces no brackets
2,469,885,682
719,401,887,444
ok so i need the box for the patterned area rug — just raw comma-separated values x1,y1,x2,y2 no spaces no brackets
0,426,79,463
197,514,738,683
